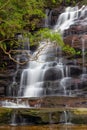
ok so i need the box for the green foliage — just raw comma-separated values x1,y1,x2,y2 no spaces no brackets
0,0,79,64
33,28,76,55
63,44,76,55
41,29,64,46
0,0,45,50
51,0,57,3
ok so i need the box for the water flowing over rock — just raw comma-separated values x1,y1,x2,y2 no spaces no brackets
1,6,87,127
16,6,87,98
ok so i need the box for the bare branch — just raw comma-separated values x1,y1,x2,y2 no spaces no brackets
0,40,58,65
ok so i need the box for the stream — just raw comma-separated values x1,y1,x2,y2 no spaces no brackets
1,124,87,130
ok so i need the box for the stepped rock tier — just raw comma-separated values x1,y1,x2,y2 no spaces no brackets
0,6,87,97
0,5,87,126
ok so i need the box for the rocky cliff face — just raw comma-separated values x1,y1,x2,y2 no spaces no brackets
0,49,16,96
0,5,87,97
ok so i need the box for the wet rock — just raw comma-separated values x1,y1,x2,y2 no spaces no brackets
71,108,87,124
63,35,81,48
50,9,60,26
44,68,62,81
0,71,15,96
0,106,87,125
0,108,12,124
69,66,82,76
42,62,57,69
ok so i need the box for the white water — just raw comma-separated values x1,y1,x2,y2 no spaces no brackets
54,5,87,34
1,6,87,127
19,42,65,97
1,99,30,108
60,77,72,96
19,64,44,97
17,6,87,98
1,8,87,127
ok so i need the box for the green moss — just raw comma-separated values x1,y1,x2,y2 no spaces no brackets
19,108,62,124
72,108,87,115
0,107,87,125
72,116,87,124
0,108,12,124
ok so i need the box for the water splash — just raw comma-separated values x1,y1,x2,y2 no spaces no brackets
1,99,30,108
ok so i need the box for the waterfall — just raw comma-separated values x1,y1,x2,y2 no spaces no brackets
60,77,72,96
8,33,30,97
17,6,87,98
81,38,86,73
44,9,54,28
19,42,61,97
54,5,87,34
60,111,68,124
23,65,44,97
60,110,72,124
8,55,20,96
11,112,17,126
45,9,50,27
64,111,68,124
19,43,48,97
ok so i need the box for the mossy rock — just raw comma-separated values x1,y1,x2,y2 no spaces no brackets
19,108,62,124
0,108,12,124
70,108,87,124
72,116,87,124
0,107,87,125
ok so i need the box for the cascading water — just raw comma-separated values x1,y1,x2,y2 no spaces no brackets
54,5,87,34
44,9,55,28
45,9,50,28
1,99,30,108
19,62,44,97
1,6,87,128
11,112,17,126
60,110,72,125
17,6,87,98
8,55,20,96
60,77,72,96
19,42,63,97
8,33,30,97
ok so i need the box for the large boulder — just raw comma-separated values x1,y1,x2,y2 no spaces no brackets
44,67,63,81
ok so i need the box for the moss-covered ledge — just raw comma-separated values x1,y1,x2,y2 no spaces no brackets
0,108,12,124
0,107,87,125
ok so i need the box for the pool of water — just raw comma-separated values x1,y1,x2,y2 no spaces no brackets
0,124,87,130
